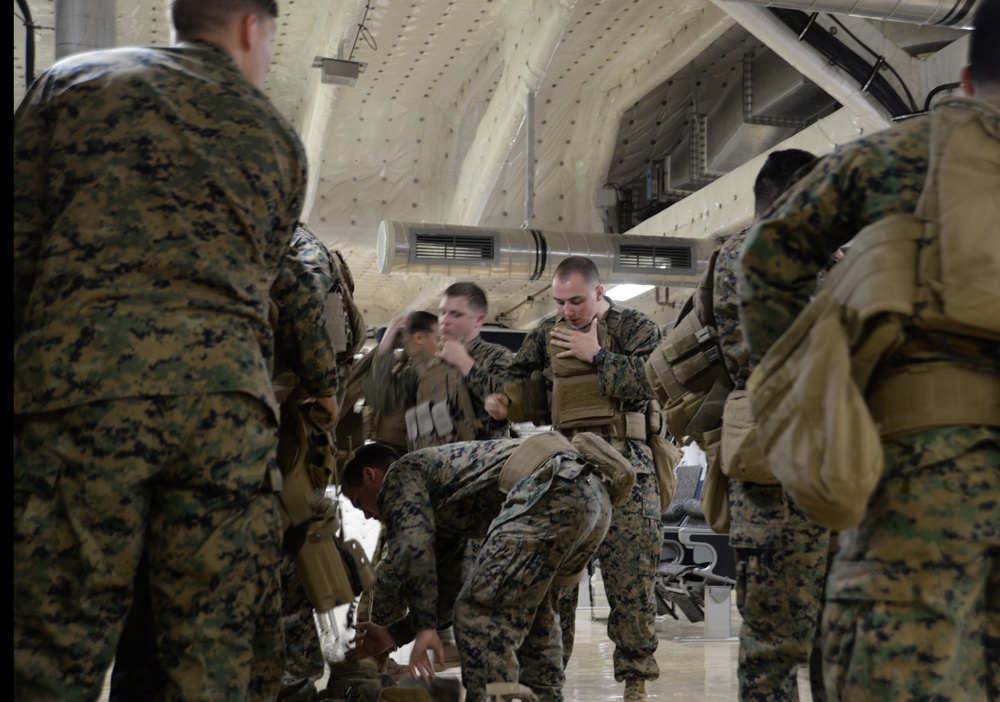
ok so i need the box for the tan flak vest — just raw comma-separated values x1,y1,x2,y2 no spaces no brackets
548,309,646,442
747,96,1000,531
405,353,480,450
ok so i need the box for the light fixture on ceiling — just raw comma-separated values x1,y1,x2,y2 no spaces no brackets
605,284,655,302
313,57,366,87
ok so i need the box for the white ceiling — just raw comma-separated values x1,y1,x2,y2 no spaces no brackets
13,0,970,333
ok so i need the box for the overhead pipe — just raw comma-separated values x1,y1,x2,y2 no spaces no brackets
726,0,980,28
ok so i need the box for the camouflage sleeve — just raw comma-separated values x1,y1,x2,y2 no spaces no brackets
739,122,927,364
271,244,339,397
376,460,445,636
13,74,54,341
363,351,417,415
712,232,751,385
504,322,552,383
600,309,661,400
465,340,513,404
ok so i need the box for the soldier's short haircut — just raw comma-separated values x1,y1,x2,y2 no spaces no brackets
443,282,488,315
754,149,816,219
342,442,400,486
171,0,279,39
553,256,601,286
969,0,1000,94
407,310,439,335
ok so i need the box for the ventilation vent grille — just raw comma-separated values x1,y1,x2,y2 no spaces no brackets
617,243,693,271
411,232,496,263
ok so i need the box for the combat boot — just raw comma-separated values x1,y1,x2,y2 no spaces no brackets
623,678,647,702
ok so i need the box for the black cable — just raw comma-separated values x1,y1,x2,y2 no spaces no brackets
826,14,918,112
770,8,911,118
16,0,35,88
348,0,376,62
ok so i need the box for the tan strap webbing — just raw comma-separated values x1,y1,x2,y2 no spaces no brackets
867,363,1000,441
561,412,647,441
551,570,586,588
498,432,576,494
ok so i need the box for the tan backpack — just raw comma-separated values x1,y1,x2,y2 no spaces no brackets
748,96,1000,531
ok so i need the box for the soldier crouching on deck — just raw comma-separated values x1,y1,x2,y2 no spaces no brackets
340,433,635,702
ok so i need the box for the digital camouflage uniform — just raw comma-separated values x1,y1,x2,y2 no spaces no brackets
503,302,662,682
714,230,830,701
375,439,613,702
13,40,307,701
362,335,513,629
739,100,1000,701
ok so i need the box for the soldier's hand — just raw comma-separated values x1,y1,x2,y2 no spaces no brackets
409,628,445,685
550,316,601,362
485,393,510,420
438,339,474,375
306,395,339,429
345,621,394,661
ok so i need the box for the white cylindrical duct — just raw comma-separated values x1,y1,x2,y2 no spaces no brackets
377,221,716,287
730,0,979,27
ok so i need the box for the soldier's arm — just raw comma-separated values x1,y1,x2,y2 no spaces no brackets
598,311,662,400
363,350,417,414
271,247,339,397
464,343,513,404
503,324,550,383
377,465,443,641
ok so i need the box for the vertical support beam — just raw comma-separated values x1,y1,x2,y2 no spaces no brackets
525,90,536,227
56,0,115,60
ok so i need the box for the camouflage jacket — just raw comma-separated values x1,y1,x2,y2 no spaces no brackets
738,97,1000,374
271,227,339,397
504,300,661,472
375,438,584,644
712,229,752,389
14,41,307,418
364,335,513,439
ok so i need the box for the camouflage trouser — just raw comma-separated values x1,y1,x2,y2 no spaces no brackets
822,426,1000,702
729,482,830,701
13,394,285,702
280,555,325,696
454,463,612,702
559,469,662,682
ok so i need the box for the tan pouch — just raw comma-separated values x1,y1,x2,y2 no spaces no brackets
699,427,729,534
498,431,575,494
663,391,705,439
504,371,552,425
720,390,778,484
296,516,357,612
748,292,884,531
570,432,637,507
649,432,682,514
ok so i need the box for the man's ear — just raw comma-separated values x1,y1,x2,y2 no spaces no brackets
595,284,605,302
238,12,259,52
473,312,486,330
960,65,974,98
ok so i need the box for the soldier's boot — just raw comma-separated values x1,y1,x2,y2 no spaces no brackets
623,678,647,702
484,682,538,701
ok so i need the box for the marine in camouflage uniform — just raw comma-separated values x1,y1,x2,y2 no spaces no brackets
365,330,513,441
495,262,662,694
341,439,613,702
13,4,307,699
738,75,1000,702
714,225,831,702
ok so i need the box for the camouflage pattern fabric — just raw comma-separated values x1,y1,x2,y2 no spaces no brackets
504,301,663,682
715,229,830,700
728,481,830,701
13,40,305,701
364,336,513,439
738,100,1000,701
272,225,342,398
374,439,612,701
14,41,306,419
14,395,285,702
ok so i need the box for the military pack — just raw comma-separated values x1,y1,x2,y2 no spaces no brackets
747,96,1000,530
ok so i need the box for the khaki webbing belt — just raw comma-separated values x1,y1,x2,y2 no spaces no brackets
560,412,647,442
867,363,1000,441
